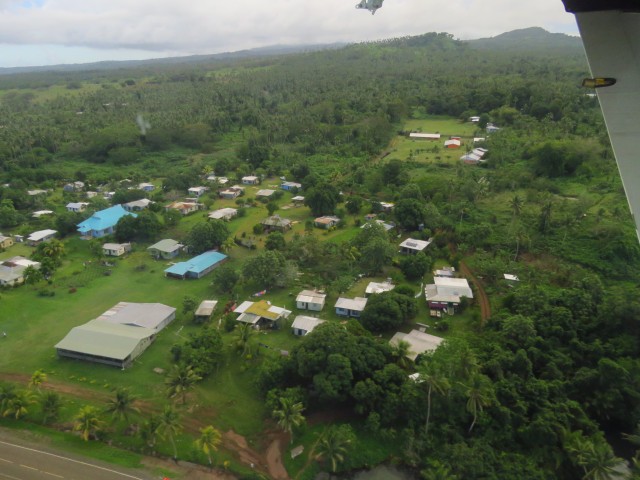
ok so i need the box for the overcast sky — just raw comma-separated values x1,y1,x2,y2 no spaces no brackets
0,0,579,68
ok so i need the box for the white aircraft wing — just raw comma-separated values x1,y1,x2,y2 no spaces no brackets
562,1,640,238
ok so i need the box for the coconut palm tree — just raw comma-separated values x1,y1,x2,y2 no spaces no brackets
105,387,140,424
3,390,35,419
509,195,523,218
194,425,222,468
73,405,104,441
41,239,65,263
390,340,414,370
0,383,17,412
157,405,183,462
417,363,450,436
272,397,305,444
462,373,494,433
139,414,161,452
234,323,256,357
29,369,47,391
315,425,354,473
40,392,62,425
165,364,201,405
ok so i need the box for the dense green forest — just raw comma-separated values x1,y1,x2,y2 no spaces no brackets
1,29,639,480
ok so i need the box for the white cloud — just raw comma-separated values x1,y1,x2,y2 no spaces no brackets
0,0,578,67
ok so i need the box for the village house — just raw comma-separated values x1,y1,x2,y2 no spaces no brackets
242,176,260,185
66,202,89,213
424,277,473,316
335,297,368,318
147,239,184,259
102,242,132,257
123,198,153,212
164,251,228,279
486,124,500,133
390,330,444,361
292,316,325,336
138,183,155,192
208,208,238,221
409,133,441,140
469,116,480,123
444,139,461,149
261,215,292,233
379,202,394,212
195,300,218,322
217,177,229,185
0,234,14,250
55,302,176,369
77,205,135,238
296,290,326,311
291,195,305,205
361,219,395,232
27,189,48,196
281,181,302,191
188,186,208,197
365,280,395,296
234,300,291,329
27,229,57,246
0,256,40,286
399,238,431,255
165,201,201,215
433,267,455,278
219,186,243,200
86,191,98,199
63,181,85,192
314,216,341,229
32,210,54,218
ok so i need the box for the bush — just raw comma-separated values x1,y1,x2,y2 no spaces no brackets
253,224,264,235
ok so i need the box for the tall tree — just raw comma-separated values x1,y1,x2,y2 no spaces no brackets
315,425,355,473
417,363,450,436
157,405,183,462
272,397,305,444
165,364,202,404
194,425,222,468
462,373,494,433
39,392,61,425
187,220,230,254
105,388,140,424
73,405,104,441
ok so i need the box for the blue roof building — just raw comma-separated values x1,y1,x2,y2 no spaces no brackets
77,205,136,238
164,251,228,279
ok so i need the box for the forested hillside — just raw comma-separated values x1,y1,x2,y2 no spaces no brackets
0,29,639,480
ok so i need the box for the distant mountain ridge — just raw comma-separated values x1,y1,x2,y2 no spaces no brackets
0,27,582,75
466,27,583,50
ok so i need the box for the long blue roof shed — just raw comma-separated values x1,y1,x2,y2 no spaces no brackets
164,251,228,279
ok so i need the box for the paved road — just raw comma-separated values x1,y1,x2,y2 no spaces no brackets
0,436,155,480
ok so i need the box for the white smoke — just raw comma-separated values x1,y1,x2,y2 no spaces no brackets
136,114,151,135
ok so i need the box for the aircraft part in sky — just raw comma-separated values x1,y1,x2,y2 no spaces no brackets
356,0,385,15
574,9,640,239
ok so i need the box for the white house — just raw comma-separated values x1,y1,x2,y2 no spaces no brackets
399,238,431,254
409,133,441,140
32,210,54,218
208,208,238,221
390,330,444,361
292,316,325,336
256,189,276,198
188,186,208,197
124,198,153,212
242,176,260,185
103,243,131,257
27,229,57,246
138,183,155,192
296,290,326,311
335,297,368,318
66,202,89,213
365,280,395,296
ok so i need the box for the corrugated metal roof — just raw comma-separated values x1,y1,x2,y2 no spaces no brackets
164,251,227,276
77,205,135,233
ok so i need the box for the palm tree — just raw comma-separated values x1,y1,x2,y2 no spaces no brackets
105,388,140,424
3,390,35,419
165,364,201,405
509,195,523,218
29,369,47,391
139,414,161,452
42,239,65,263
234,323,256,357
421,460,460,480
417,363,450,436
462,373,494,433
272,397,305,444
157,405,183,462
581,442,626,480
0,383,17,412
220,237,236,253
40,392,62,425
194,425,222,468
315,425,354,473
390,340,414,370
73,405,104,441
